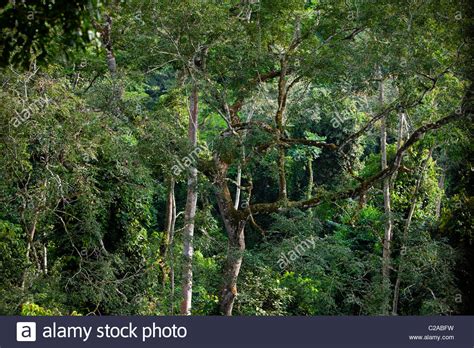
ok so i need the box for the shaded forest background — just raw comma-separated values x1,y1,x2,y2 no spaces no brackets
0,0,473,316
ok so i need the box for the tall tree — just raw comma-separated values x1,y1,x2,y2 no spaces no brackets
378,65,393,311
181,85,199,315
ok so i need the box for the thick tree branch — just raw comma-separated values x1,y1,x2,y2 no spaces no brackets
339,68,449,150
280,138,337,150
244,101,471,216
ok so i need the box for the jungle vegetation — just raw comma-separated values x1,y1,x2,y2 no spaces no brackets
0,0,473,316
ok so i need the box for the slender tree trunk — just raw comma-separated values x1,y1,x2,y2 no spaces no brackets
26,216,40,270
391,110,405,188
378,66,394,315
93,15,122,105
396,111,405,151
168,180,177,314
435,170,445,219
306,157,314,217
392,149,433,315
25,218,37,264
306,157,314,200
276,58,288,200
165,178,175,250
101,15,117,76
22,215,38,289
379,67,393,290
43,241,48,275
234,109,254,210
180,85,199,315
277,147,287,200
160,177,175,287
234,165,242,210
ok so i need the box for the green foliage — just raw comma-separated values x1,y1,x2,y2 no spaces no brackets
20,302,82,316
279,271,320,315
0,0,471,317
21,302,59,316
0,220,26,285
235,257,292,316
0,0,105,68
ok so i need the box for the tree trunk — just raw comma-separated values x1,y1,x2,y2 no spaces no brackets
43,241,48,275
100,15,117,76
390,109,406,189
377,66,394,315
219,218,246,316
306,157,314,217
392,149,433,315
169,180,177,315
306,157,314,200
435,170,445,219
234,109,253,210
160,177,175,287
396,111,405,151
180,85,199,315
234,164,242,210
22,215,38,289
379,67,393,287
276,58,288,200
93,14,122,104
216,181,246,315
213,157,248,316
277,147,287,200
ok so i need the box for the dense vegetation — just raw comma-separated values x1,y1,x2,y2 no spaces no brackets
0,0,472,316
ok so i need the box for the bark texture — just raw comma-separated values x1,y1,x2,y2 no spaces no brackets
180,85,199,315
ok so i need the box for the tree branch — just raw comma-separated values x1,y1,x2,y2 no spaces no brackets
244,100,471,216
280,138,337,150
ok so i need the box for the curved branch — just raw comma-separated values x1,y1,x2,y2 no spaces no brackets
280,138,337,150
339,68,450,150
245,99,471,216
